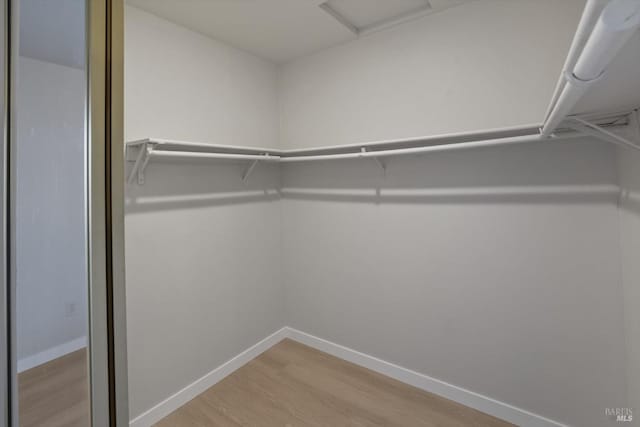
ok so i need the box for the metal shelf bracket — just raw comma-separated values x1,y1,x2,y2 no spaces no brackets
242,153,272,183
361,147,387,175
632,109,640,144
565,116,640,152
242,159,260,183
127,142,155,185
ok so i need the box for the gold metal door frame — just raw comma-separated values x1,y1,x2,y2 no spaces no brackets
88,0,128,425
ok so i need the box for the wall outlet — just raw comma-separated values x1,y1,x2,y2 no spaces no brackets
65,302,77,318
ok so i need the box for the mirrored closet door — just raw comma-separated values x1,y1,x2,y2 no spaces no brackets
14,0,90,425
2,0,127,426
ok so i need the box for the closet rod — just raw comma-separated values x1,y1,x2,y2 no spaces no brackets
279,133,579,163
149,150,281,161
542,0,606,123
130,138,284,156
542,0,640,136
127,125,627,184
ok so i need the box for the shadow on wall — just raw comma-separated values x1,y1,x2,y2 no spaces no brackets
619,146,640,214
619,190,640,215
281,138,620,205
125,138,621,212
125,159,281,214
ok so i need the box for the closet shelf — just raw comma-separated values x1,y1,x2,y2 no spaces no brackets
126,116,638,185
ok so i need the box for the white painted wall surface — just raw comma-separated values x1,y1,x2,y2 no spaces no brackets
618,139,640,425
281,138,627,427
15,57,87,364
278,0,584,149
125,164,283,419
125,6,285,419
125,6,279,149
124,2,631,425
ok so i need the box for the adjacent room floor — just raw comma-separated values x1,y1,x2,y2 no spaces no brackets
18,349,90,427
156,339,514,427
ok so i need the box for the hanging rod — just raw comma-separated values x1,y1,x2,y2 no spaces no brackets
126,142,279,185
542,0,640,136
127,138,284,156
127,131,588,185
149,150,280,162
150,150,280,184
126,117,634,185
542,0,607,124
279,133,578,163
126,124,546,161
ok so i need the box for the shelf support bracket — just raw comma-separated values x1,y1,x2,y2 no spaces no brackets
127,142,145,185
565,116,640,152
242,160,259,182
242,154,270,183
138,144,154,185
127,142,149,185
632,109,640,144
127,142,155,185
361,147,386,175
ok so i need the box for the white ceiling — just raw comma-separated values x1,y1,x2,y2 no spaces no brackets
17,0,639,118
322,0,432,32
126,0,470,63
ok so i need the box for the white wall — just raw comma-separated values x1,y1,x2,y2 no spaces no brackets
618,136,640,425
278,0,584,149
276,5,630,423
281,138,628,427
125,6,285,419
19,0,86,69
277,5,630,423
16,57,87,366
125,164,283,419
125,6,279,148
124,2,632,426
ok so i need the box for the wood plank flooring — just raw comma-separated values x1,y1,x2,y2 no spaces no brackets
18,348,90,427
156,339,515,427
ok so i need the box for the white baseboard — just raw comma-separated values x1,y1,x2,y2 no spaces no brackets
130,327,566,427
18,336,87,373
130,327,289,427
286,328,567,427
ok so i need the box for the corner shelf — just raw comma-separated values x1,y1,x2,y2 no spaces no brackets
126,115,638,185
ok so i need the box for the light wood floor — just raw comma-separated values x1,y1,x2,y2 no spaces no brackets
18,348,90,427
156,339,515,427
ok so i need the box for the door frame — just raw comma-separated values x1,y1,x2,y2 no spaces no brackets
2,0,128,425
88,0,128,425
1,0,13,424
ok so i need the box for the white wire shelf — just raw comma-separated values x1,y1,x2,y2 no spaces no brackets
126,115,638,185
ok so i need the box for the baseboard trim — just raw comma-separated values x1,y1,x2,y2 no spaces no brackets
18,336,87,373
286,327,567,427
130,327,566,427
129,327,289,427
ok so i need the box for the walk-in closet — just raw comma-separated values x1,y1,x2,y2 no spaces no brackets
120,1,640,426
2,0,639,426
